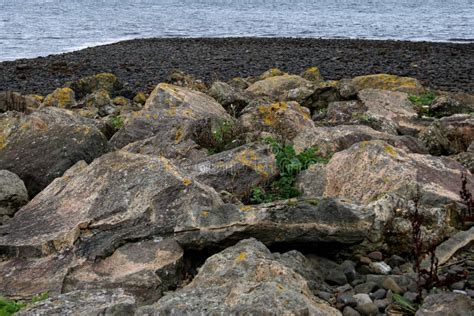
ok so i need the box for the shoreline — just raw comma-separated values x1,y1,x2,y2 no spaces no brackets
1,37,473,95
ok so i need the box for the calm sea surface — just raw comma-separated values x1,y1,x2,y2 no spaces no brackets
0,0,473,61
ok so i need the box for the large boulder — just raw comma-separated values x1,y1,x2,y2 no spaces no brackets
0,151,223,260
43,87,76,108
183,142,277,199
415,293,473,316
0,170,28,222
0,107,109,196
137,238,341,315
175,198,374,249
239,101,315,140
293,125,427,157
420,114,474,156
296,140,471,206
63,239,184,304
246,74,312,100
16,289,136,316
109,83,231,149
341,74,425,95
356,89,420,135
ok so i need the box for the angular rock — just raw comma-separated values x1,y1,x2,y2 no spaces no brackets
110,83,231,149
349,74,425,95
420,114,474,155
43,87,76,108
298,140,472,206
64,239,184,304
66,73,123,99
175,198,374,249
0,107,109,196
137,238,341,315
357,89,420,135
246,74,312,100
208,81,252,116
0,91,42,113
415,293,473,316
239,101,315,140
293,125,427,157
428,95,474,118
0,170,28,220
183,142,277,199
16,289,136,316
0,151,223,260
0,252,75,299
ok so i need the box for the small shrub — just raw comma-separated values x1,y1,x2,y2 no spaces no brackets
0,292,48,316
108,115,124,129
392,294,418,315
409,92,436,117
250,137,329,204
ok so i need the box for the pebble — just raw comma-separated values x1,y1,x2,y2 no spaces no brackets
382,277,403,294
359,256,372,265
318,291,332,301
337,294,357,307
355,303,379,316
343,265,358,283
386,255,406,268
373,298,390,311
367,251,383,261
336,284,354,294
354,282,378,294
343,306,361,316
369,262,392,275
353,293,372,305
449,280,466,291
403,291,418,303
326,270,348,285
370,288,386,300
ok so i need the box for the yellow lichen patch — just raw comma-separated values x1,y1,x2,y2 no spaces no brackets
182,178,192,186
276,283,285,291
201,210,209,217
384,144,398,157
112,96,130,107
239,205,254,212
235,149,270,178
44,87,76,108
302,66,323,82
260,68,286,80
352,74,424,94
0,134,7,150
175,126,184,144
235,252,247,263
257,102,288,126
166,106,177,116
133,92,147,105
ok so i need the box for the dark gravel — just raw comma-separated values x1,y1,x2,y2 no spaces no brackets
1,37,473,96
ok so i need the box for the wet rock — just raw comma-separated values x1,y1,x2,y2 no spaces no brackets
66,73,123,99
63,239,183,304
138,238,341,315
16,289,136,316
183,142,277,199
0,170,28,221
174,198,374,249
0,107,109,196
420,114,474,155
239,101,314,140
43,87,76,108
246,74,312,100
110,83,231,149
415,293,473,316
0,151,223,260
350,74,425,95
208,81,252,116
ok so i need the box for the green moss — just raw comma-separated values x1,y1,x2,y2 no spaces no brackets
0,292,48,316
108,115,124,129
409,91,437,117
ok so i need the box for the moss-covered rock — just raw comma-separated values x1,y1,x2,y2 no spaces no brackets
166,69,207,92
246,74,312,100
132,92,147,105
66,73,123,99
258,67,288,80
43,87,76,108
301,66,324,82
350,74,425,95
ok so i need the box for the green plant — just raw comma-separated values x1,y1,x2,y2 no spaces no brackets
0,292,49,316
409,92,437,117
108,115,124,129
250,138,329,204
392,293,418,315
